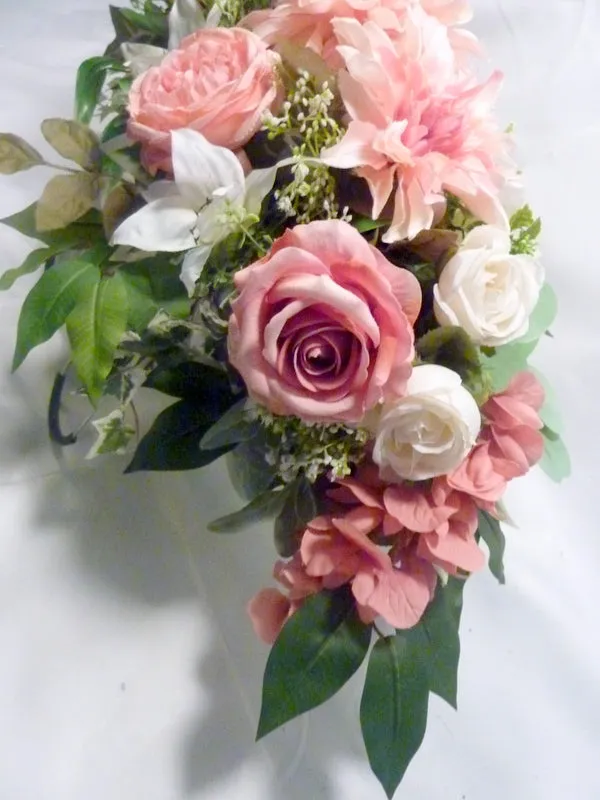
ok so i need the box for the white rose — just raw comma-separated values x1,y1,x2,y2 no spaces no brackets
372,364,481,482
433,225,545,347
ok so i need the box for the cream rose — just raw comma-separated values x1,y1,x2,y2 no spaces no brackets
372,364,481,482
433,225,544,347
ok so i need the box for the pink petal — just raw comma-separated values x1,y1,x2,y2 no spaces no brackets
384,484,453,533
247,589,291,644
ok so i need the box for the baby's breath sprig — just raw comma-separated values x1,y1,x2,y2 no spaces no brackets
264,70,349,224
250,405,370,484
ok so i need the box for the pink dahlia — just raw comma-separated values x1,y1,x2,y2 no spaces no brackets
322,17,511,241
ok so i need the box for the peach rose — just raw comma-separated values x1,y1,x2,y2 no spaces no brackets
227,220,421,423
127,27,280,174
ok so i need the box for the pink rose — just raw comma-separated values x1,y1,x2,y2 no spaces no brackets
227,220,421,423
127,27,280,174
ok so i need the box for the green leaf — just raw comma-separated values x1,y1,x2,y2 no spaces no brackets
119,258,189,331
257,586,371,739
200,398,251,451
416,326,483,391
353,216,390,234
226,434,278,501
125,398,233,473
66,272,129,403
208,487,288,533
144,360,234,403
360,631,430,799
41,119,100,170
517,283,558,344
476,511,506,585
75,57,122,125
119,7,168,36
539,428,571,483
420,578,464,708
0,133,44,174
274,475,317,558
1,203,103,247
530,368,564,435
12,258,100,370
0,246,57,291
481,339,537,393
35,172,97,232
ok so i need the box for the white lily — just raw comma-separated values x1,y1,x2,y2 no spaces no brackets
111,129,279,295
121,0,221,76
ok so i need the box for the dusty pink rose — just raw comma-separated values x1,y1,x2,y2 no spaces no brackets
127,27,280,174
482,371,545,479
227,219,421,422
243,0,476,69
322,17,511,242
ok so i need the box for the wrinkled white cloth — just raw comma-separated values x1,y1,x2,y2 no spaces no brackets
0,1,599,799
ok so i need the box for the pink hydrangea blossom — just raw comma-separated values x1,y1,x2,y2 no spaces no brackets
322,17,511,241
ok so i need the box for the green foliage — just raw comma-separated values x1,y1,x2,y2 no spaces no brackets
75,57,124,124
477,511,506,585
105,4,169,57
208,487,288,533
416,326,487,401
539,427,571,483
226,435,278,501
12,258,101,370
510,205,542,256
1,203,104,247
88,408,136,457
66,272,129,403
0,133,44,174
125,398,234,473
119,257,190,331
360,577,464,797
480,339,537,394
145,360,231,402
274,474,318,558
530,368,564,434
257,586,371,739
200,398,252,451
517,283,557,344
360,631,430,799
0,247,57,292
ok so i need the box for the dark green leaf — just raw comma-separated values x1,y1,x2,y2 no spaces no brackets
477,511,506,585
416,326,482,388
360,631,430,799
420,578,464,708
13,258,101,370
119,258,189,331
200,398,252,451
75,56,122,125
208,487,288,533
144,360,234,403
125,399,232,473
119,7,168,36
274,475,317,558
66,272,129,403
257,586,371,739
226,435,278,501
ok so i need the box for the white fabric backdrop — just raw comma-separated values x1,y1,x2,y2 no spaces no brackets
0,1,599,798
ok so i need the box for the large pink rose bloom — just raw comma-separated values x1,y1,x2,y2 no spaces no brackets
227,219,421,423
322,17,510,241
243,0,476,68
127,28,280,174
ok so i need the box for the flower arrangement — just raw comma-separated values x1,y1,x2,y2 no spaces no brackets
0,0,571,795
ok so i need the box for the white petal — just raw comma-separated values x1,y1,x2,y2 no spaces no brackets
120,43,166,76
180,245,212,296
111,198,197,252
244,167,278,216
142,179,180,203
168,0,208,49
171,129,245,208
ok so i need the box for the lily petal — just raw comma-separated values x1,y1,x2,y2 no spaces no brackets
112,197,197,252
244,166,278,216
171,129,245,208
180,244,213,296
